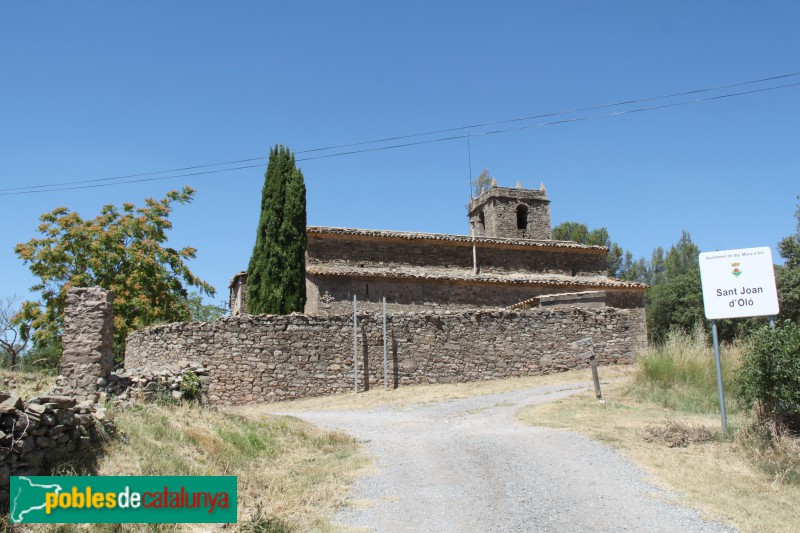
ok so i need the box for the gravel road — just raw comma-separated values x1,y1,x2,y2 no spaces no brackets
287,383,735,532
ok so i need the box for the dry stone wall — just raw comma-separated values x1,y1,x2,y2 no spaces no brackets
53,287,114,402
126,307,646,406
0,393,111,509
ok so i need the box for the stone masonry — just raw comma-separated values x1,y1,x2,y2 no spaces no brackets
0,393,112,510
468,184,551,240
126,306,646,406
230,182,647,317
53,287,114,402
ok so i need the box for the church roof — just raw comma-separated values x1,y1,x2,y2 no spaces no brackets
307,226,607,253
306,263,648,290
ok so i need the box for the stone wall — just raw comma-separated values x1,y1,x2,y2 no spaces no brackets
0,394,110,509
306,275,645,315
468,186,551,240
54,287,114,403
307,233,605,276
126,307,646,406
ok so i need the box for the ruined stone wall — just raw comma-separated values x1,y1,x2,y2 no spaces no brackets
0,394,109,509
126,307,646,406
54,287,114,403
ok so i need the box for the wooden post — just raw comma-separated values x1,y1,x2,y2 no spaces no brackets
353,295,358,394
383,297,388,391
588,354,602,401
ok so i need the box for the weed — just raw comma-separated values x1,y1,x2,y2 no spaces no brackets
631,328,743,414
178,371,201,401
737,418,800,485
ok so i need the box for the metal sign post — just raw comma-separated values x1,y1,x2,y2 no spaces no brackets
699,246,780,432
382,297,388,391
710,320,727,432
353,295,358,394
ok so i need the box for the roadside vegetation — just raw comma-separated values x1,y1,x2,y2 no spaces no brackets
10,399,369,533
518,327,800,533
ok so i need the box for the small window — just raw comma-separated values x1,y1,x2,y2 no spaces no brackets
516,205,529,230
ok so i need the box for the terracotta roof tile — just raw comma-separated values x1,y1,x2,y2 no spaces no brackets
306,264,648,290
307,226,607,252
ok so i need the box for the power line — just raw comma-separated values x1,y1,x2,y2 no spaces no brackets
2,74,799,197
293,70,800,155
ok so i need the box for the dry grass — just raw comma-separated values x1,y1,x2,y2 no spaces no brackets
0,368,56,398
241,364,636,415
21,402,371,533
518,380,800,533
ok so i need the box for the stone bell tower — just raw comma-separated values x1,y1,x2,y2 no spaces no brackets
468,181,551,240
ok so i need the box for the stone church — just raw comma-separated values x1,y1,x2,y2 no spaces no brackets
230,182,646,316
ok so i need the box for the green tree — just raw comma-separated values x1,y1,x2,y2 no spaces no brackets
14,186,214,354
643,231,712,343
776,196,800,323
552,221,624,277
646,268,704,344
247,145,307,315
184,292,227,322
738,322,800,430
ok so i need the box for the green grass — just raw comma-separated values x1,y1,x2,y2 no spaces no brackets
631,329,744,414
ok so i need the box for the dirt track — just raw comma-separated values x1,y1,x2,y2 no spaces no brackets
288,383,734,532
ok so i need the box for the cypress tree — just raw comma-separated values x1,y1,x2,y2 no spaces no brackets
247,145,307,314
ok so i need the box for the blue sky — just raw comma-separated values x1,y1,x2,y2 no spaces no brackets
1,2,799,308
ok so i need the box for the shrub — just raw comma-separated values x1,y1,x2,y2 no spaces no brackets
179,371,201,401
738,322,800,430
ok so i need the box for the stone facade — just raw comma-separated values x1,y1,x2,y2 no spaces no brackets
126,306,646,406
230,182,647,317
53,287,114,402
468,184,551,240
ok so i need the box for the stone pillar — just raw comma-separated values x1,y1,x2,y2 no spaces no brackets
56,287,114,402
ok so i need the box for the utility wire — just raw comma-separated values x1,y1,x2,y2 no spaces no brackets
293,70,800,155
2,75,799,197
5,70,799,194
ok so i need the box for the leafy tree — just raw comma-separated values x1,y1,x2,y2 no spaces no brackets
471,169,493,198
643,231,705,343
19,338,61,373
0,296,28,369
663,230,700,281
14,186,214,354
552,221,624,277
247,145,307,315
776,196,800,323
184,292,227,322
646,268,704,344
738,322,800,430
618,251,650,284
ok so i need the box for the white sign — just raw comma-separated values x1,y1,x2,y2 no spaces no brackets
699,247,780,320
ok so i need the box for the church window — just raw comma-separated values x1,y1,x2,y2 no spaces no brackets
516,205,529,230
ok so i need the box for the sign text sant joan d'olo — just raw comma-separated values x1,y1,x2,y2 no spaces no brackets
698,246,780,320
